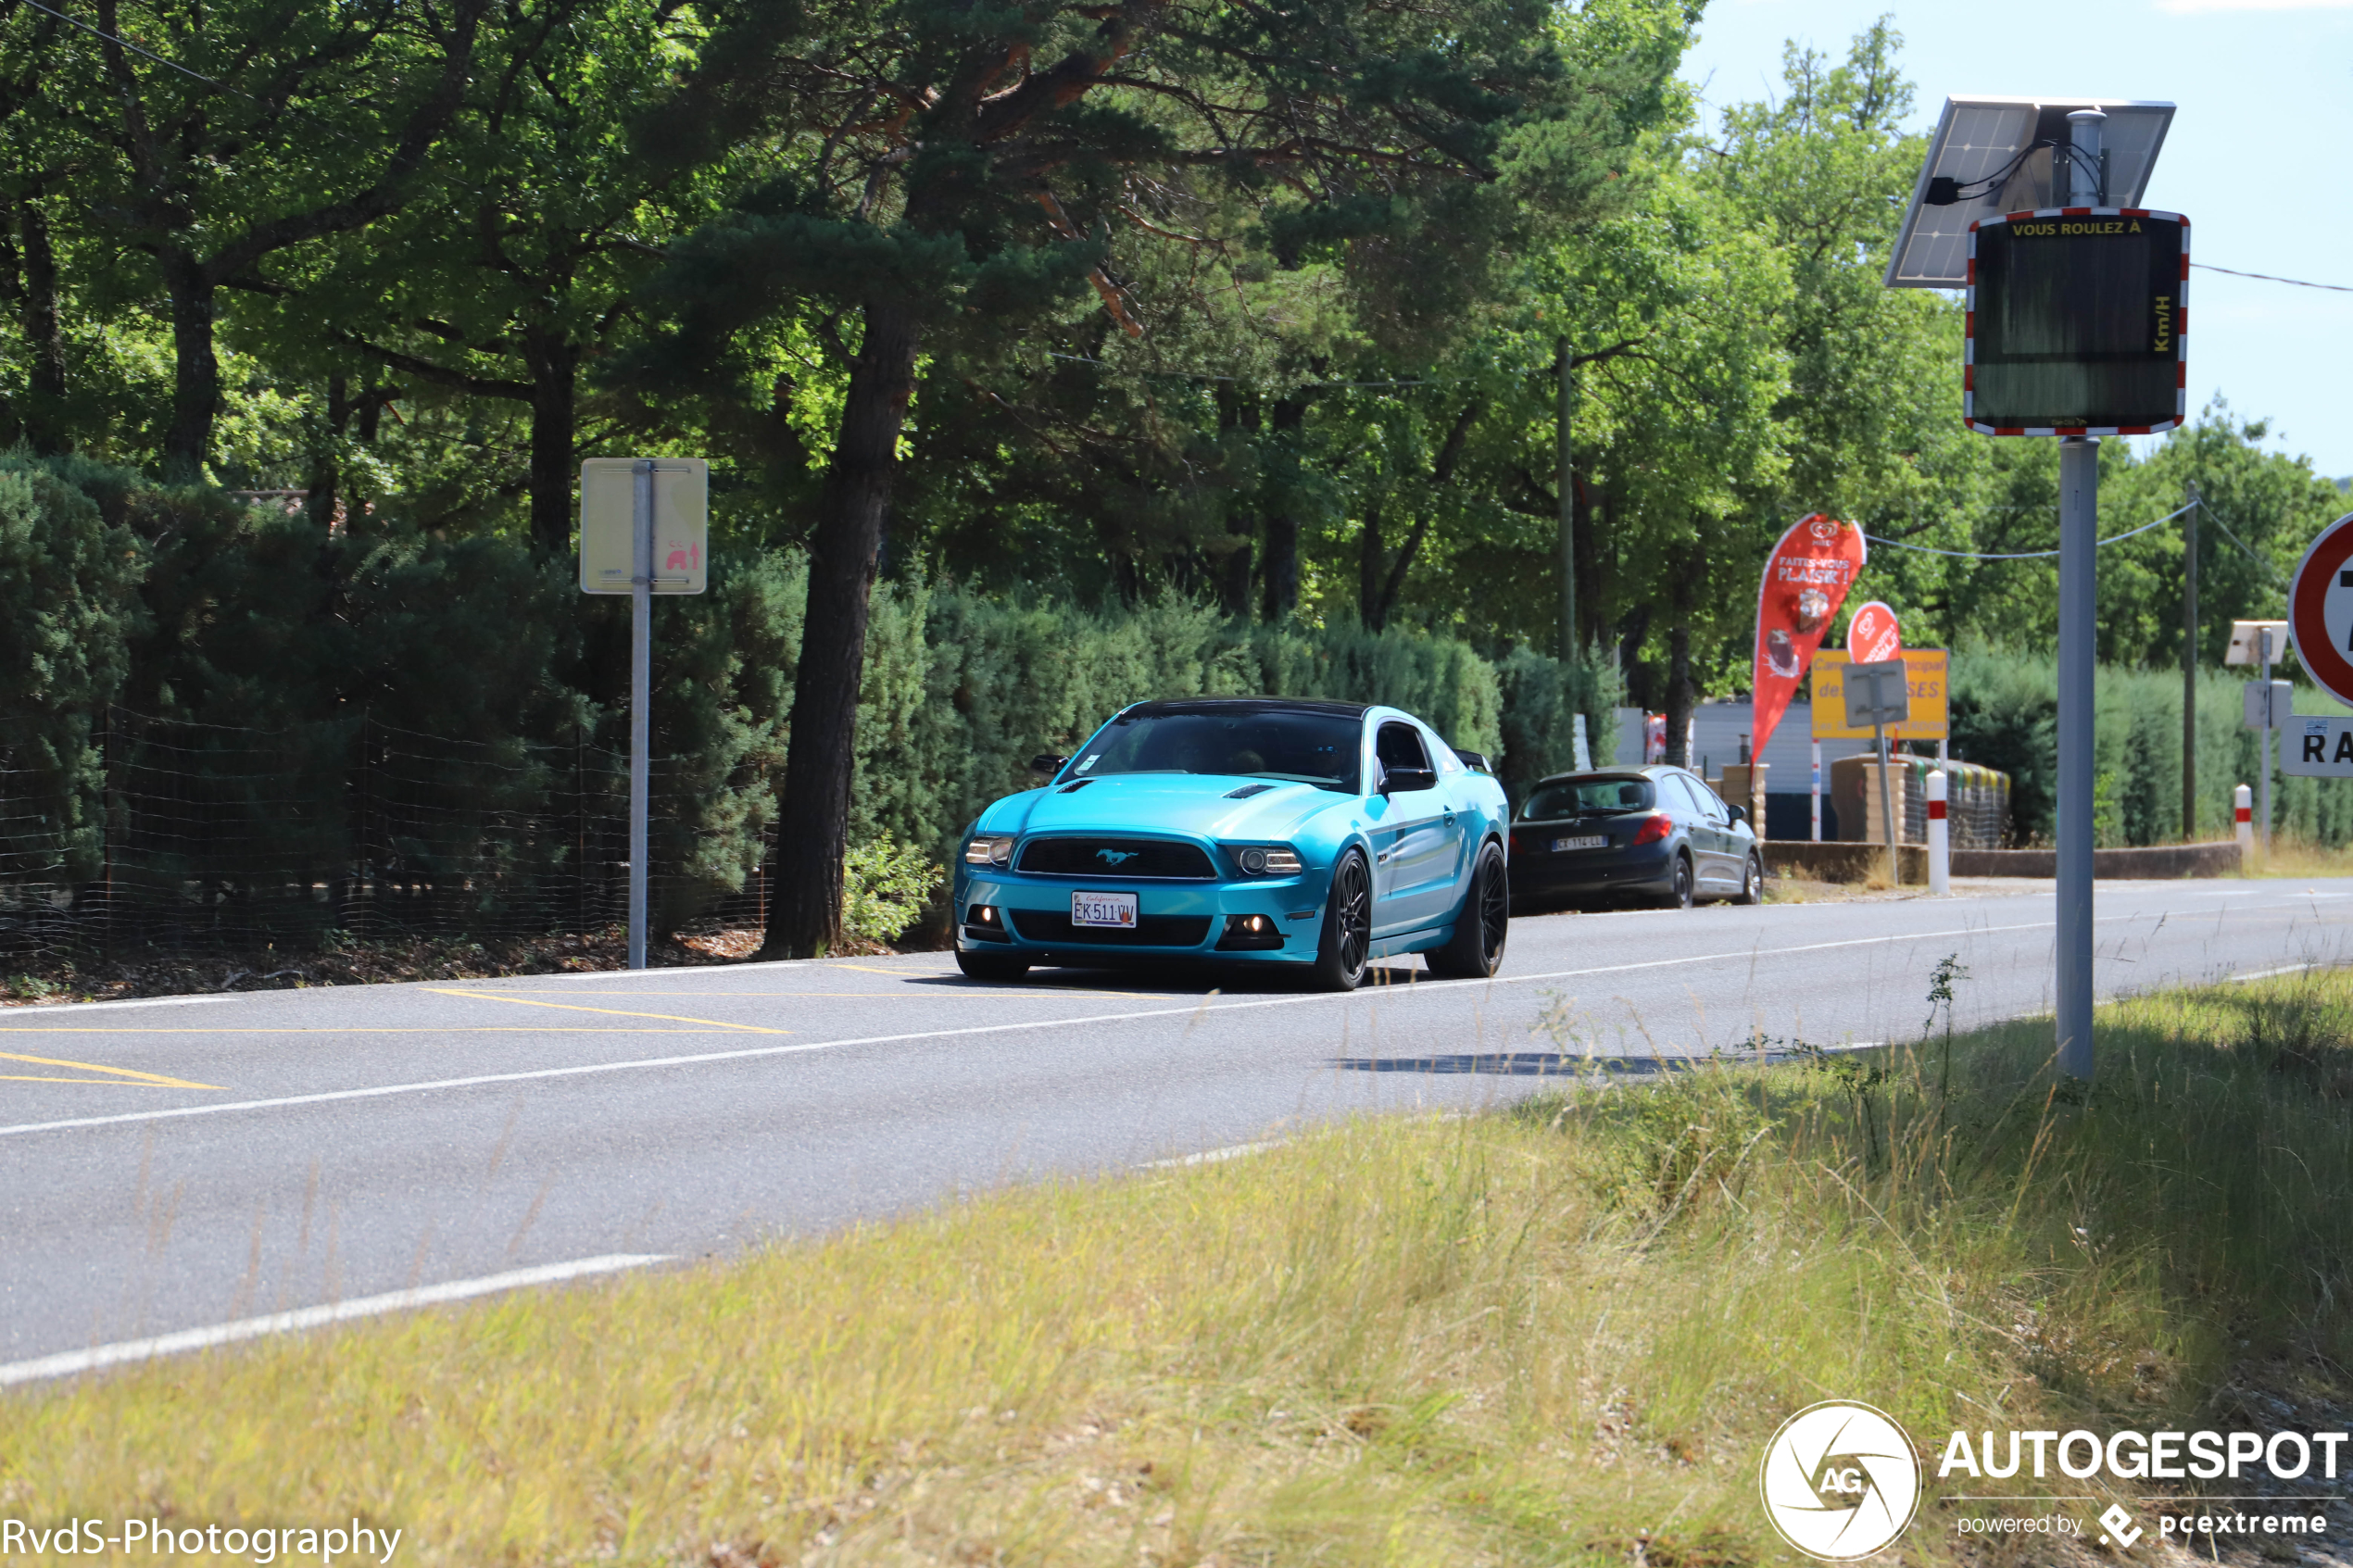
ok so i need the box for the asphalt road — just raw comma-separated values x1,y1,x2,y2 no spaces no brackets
6,874,2352,1379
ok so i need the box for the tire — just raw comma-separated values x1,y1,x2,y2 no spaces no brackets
1660,852,1694,910
1428,840,1510,978
1735,851,1764,905
1310,849,1373,992
955,948,1031,982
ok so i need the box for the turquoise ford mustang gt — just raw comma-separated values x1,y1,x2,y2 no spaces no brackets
952,697,1511,990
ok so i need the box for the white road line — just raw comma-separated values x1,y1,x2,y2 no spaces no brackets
2233,963,2319,983
1141,1139,1283,1169
0,912,2334,1142
0,1254,670,1387
0,995,240,1015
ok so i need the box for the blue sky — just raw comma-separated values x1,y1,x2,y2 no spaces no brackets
1677,0,2353,482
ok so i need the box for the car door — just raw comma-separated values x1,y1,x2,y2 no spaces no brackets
1368,721,1452,934
1680,771,1735,887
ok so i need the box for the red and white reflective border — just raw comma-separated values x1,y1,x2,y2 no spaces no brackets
1962,207,2189,438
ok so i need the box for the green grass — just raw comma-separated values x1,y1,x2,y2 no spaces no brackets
9,971,2353,1564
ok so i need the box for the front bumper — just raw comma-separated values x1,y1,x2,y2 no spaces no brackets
954,866,1324,966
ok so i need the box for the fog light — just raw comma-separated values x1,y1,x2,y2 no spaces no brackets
1216,912,1285,951
963,903,1012,942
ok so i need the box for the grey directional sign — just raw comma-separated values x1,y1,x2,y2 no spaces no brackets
1843,659,1912,730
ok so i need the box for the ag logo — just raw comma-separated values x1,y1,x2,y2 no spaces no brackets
1759,1400,1921,1561
1809,517,1842,544
1096,848,1138,865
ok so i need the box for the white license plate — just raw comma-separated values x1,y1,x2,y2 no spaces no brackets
1071,890,1139,928
1553,834,1608,851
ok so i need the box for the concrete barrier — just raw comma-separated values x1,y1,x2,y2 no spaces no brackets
1948,842,2244,880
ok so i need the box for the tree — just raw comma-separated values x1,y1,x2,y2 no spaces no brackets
632,0,1662,955
37,0,489,479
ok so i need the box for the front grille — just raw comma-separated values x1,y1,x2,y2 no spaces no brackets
1008,911,1214,947
1015,837,1217,879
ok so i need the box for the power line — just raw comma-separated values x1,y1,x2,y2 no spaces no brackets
1864,499,2196,560
2192,262,2353,294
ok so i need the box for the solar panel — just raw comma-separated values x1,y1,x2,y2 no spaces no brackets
1887,97,2176,289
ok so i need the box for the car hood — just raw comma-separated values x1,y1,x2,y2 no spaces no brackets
978,774,1349,843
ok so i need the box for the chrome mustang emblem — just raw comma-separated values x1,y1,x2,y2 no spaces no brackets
1096,848,1138,865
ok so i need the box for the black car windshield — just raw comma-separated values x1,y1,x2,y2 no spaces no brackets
1073,709,1362,792
1521,776,1654,819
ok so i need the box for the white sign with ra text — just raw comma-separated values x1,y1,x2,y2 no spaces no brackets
2284,717,2353,777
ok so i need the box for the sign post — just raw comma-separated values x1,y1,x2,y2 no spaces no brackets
1843,659,1912,887
580,458,709,969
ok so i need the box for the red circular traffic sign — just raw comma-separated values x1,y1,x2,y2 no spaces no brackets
1847,600,1901,664
2288,512,2353,708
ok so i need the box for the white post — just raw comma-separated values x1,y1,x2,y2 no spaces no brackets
1810,741,1822,843
1927,768,1949,896
629,459,653,971
2235,783,2254,857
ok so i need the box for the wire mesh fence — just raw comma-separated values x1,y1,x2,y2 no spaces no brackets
0,709,774,965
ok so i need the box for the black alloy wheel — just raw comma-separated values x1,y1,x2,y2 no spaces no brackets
956,948,1031,982
1312,849,1373,991
1663,852,1694,910
1736,852,1764,905
1428,841,1509,979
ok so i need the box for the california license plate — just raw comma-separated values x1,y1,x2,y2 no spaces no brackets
1071,890,1139,928
1554,834,1608,851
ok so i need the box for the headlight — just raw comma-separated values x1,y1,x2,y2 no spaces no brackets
964,835,1016,867
1234,846,1302,875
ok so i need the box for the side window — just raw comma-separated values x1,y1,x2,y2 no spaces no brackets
1376,722,1430,776
1664,774,1704,818
1691,776,1730,823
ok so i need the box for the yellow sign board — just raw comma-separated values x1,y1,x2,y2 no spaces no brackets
1812,648,1949,740
579,458,709,595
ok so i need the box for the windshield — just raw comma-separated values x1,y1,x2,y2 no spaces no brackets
1521,776,1653,820
1072,709,1363,792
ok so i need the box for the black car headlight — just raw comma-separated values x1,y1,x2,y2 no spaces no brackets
1232,846,1303,876
963,834,1016,868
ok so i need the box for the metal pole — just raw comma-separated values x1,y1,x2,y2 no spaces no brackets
2259,630,2274,855
2182,481,2198,839
1557,336,1576,661
2056,433,2098,1079
1875,719,1897,887
2054,107,2105,1082
629,458,653,971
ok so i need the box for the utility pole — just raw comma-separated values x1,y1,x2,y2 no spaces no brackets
1557,336,1576,661
2053,107,2105,1081
2182,480,2199,838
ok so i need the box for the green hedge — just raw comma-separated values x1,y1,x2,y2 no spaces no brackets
1949,646,2353,847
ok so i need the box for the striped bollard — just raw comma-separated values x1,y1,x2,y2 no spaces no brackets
2235,784,2254,857
1927,768,1949,896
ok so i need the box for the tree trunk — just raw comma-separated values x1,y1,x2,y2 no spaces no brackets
1572,473,1601,656
158,247,219,483
1358,494,1385,630
524,328,580,554
306,375,356,533
17,197,66,455
1663,550,1696,766
759,296,922,960
1260,395,1307,621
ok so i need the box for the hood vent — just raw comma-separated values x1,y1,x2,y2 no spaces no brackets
1224,783,1274,799
1058,780,1093,794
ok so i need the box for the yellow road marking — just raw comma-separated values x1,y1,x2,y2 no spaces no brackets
0,1075,183,1087
825,963,908,974
422,989,789,1035
0,1050,223,1090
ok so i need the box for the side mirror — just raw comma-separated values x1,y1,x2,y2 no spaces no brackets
1029,753,1067,776
1727,802,1748,826
1380,766,1439,795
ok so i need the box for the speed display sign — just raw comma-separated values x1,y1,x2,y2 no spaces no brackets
2283,513,2353,776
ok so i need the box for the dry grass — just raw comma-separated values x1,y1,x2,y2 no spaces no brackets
2240,838,2353,880
11,972,2353,1565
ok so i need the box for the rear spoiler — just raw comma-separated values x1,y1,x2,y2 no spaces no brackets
1455,749,1493,774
